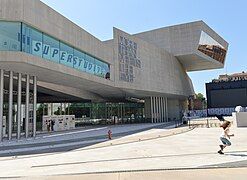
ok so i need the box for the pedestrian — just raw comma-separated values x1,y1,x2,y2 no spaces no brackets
47,120,50,133
108,129,112,140
218,121,234,154
51,120,55,132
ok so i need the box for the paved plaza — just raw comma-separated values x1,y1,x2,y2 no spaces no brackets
0,120,247,179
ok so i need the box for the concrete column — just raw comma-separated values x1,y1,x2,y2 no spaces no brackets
161,97,163,122
155,97,158,123
157,97,160,123
159,97,162,123
42,104,45,116
121,103,124,121
160,97,163,122
25,74,30,138
153,97,156,123
48,103,53,116
60,103,62,115
156,97,159,123
0,69,4,141
51,103,54,115
162,97,165,122
150,96,153,123
8,71,13,140
33,76,37,138
17,73,22,140
165,97,168,122
156,97,158,123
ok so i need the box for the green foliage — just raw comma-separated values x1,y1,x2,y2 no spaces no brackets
195,93,205,101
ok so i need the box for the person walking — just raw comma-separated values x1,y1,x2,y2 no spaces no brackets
51,120,55,132
108,129,112,140
47,120,50,133
218,121,234,154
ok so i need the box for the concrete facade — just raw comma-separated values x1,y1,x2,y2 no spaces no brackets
0,0,228,139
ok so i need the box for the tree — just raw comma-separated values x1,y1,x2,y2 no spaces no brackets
195,93,207,109
196,93,205,101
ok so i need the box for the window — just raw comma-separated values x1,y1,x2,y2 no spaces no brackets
73,49,85,71
198,31,227,64
94,59,103,77
22,24,43,57
60,42,74,68
84,54,95,74
0,21,110,79
43,34,59,63
0,22,21,51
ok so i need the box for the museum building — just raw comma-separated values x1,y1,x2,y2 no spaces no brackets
0,0,228,141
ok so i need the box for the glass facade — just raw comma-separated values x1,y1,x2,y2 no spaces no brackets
198,31,227,64
0,21,110,79
0,22,21,51
67,102,146,126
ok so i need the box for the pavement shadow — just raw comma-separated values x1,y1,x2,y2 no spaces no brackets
225,153,247,157
0,123,175,158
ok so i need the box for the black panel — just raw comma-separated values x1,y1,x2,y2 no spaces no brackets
206,80,247,108
210,88,247,108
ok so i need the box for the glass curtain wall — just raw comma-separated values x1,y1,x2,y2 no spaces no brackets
0,22,21,51
0,21,110,79
67,102,146,126
198,31,227,64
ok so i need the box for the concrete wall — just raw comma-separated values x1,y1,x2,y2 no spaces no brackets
133,21,229,71
1,0,231,106
134,21,228,57
113,28,194,97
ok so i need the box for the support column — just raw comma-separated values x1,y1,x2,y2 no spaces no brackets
0,69,4,141
165,97,168,122
160,97,163,122
48,103,51,116
51,103,53,115
156,97,158,123
61,103,63,115
162,97,165,122
159,97,161,123
153,97,156,123
156,97,159,123
25,74,30,138
8,71,13,140
17,73,22,140
33,76,37,138
150,96,153,123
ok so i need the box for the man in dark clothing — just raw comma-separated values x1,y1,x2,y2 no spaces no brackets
51,120,55,131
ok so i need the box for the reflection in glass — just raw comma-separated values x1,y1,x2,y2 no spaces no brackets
198,31,227,63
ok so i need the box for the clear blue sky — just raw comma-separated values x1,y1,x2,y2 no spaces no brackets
41,0,247,96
